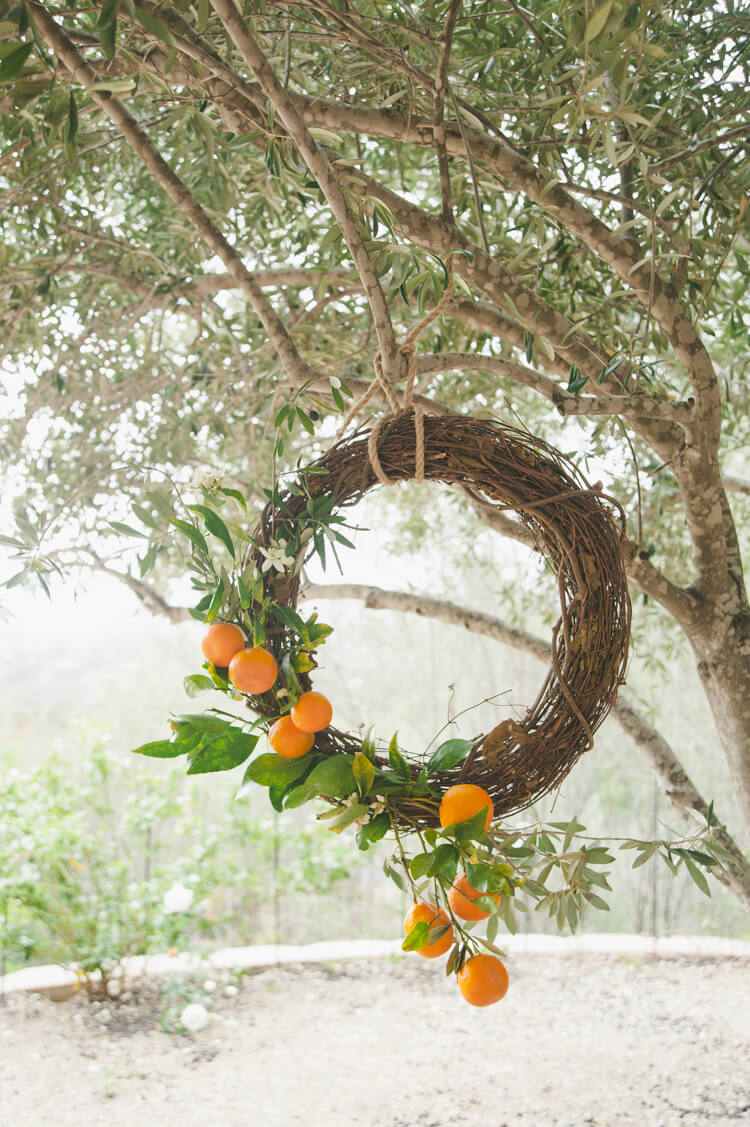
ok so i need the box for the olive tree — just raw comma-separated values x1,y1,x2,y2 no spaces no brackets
1,1,749,900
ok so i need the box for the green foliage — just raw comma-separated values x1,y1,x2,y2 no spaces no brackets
0,0,748,611
0,747,354,978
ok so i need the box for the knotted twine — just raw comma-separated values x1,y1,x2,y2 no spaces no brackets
336,280,455,486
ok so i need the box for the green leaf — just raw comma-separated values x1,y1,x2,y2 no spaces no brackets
500,897,518,934
0,42,33,82
683,855,712,897
430,842,459,884
138,543,158,577
134,6,173,44
352,751,376,797
217,486,247,509
383,859,406,892
402,920,429,952
585,0,614,43
243,752,311,788
325,802,368,833
631,843,659,869
388,733,410,779
582,890,610,911
183,674,216,698
465,861,503,893
206,578,225,623
197,0,210,32
187,732,258,775
97,0,119,58
356,811,390,851
188,504,235,558
409,852,434,879
549,820,586,834
108,521,148,539
171,518,209,555
64,92,78,147
303,754,356,799
427,738,474,773
567,366,588,395
132,739,186,758
447,807,490,845
271,604,306,635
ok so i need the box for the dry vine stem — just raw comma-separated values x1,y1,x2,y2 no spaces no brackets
251,411,632,828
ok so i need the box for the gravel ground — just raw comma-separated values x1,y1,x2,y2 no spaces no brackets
1,954,749,1127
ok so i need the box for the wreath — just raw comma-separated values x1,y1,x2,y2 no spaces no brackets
132,409,722,1006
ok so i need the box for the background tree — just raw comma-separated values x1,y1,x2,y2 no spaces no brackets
1,2,749,901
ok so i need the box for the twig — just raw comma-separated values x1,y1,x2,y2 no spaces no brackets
433,0,461,226
211,0,402,388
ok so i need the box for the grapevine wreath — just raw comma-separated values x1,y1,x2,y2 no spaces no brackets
249,408,632,825
135,405,643,1007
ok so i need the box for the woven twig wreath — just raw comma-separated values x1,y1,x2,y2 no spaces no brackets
252,409,631,828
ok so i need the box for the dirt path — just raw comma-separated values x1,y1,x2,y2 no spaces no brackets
1,954,749,1127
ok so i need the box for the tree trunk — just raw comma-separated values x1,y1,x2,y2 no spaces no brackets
691,609,750,827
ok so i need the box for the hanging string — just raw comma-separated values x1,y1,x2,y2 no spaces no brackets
335,268,454,485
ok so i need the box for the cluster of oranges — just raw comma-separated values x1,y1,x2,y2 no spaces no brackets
203,624,507,1007
403,782,510,1007
202,622,333,758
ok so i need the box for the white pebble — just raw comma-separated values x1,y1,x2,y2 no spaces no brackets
181,1003,209,1033
224,985,238,998
203,980,216,993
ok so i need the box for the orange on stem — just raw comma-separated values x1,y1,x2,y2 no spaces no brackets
291,691,333,733
439,783,494,831
201,622,246,668
228,646,278,695
269,715,315,759
448,874,501,922
457,954,509,1007
403,902,454,959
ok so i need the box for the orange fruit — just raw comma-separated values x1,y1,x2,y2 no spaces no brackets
448,874,501,921
269,715,315,759
439,784,494,831
228,646,278,694
457,954,509,1007
403,902,454,959
201,622,246,668
291,691,333,733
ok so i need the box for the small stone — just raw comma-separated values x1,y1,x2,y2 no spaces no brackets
181,1003,209,1033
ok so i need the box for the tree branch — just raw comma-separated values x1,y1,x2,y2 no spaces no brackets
302,581,750,907
474,499,701,626
27,1,318,391
433,0,461,226
415,354,697,424
210,0,401,386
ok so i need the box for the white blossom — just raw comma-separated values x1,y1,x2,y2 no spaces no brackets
257,542,296,574
163,882,194,914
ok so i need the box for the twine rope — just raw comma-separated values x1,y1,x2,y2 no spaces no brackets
357,279,454,485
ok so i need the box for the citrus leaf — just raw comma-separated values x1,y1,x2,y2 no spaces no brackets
352,751,376,796
188,504,235,558
183,674,216,698
243,752,311,788
132,739,187,758
427,738,474,773
402,920,429,951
